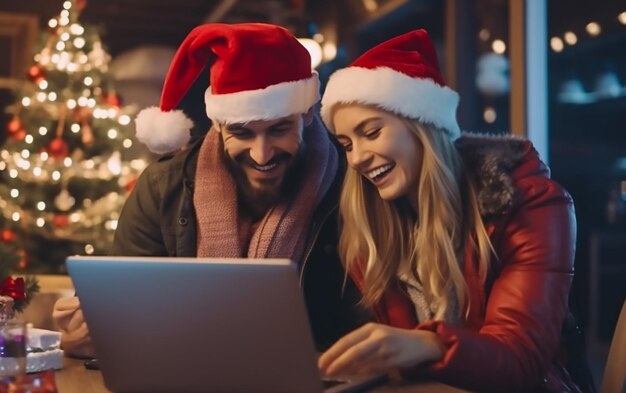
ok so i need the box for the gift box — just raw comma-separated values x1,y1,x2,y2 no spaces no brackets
26,328,63,373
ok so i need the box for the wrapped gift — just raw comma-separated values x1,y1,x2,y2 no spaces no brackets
26,328,63,373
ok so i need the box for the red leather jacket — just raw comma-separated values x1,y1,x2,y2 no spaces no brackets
349,135,581,393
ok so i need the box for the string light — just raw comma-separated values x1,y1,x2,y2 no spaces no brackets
70,24,84,35
586,22,601,36
118,115,131,125
323,42,337,62
0,1,145,270
492,39,506,54
619,12,626,25
550,37,564,52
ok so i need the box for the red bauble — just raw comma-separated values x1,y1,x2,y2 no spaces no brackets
54,214,70,229
28,65,45,81
0,229,17,243
76,0,87,10
105,93,122,108
6,118,22,135
48,137,70,159
10,129,27,141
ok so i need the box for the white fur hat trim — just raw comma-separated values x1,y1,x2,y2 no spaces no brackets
135,106,193,154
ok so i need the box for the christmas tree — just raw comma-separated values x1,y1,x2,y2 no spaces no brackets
0,0,147,274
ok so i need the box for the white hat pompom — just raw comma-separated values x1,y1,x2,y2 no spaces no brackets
135,106,193,154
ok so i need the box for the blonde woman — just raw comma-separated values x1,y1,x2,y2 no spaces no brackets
318,30,585,393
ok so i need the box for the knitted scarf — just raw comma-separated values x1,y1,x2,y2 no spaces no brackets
193,116,337,264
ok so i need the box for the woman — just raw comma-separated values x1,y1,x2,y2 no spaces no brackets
318,29,583,393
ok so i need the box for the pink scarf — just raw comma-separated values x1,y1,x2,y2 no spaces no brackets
193,117,338,265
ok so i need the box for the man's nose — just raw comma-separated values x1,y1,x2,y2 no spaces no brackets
249,137,273,165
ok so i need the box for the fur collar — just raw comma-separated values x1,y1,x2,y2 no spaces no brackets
455,133,530,217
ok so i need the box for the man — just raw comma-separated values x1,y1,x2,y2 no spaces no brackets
53,23,368,358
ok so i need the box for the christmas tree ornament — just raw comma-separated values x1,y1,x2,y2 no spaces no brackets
0,0,141,273
47,137,70,159
27,65,45,83
6,118,22,135
53,214,70,229
10,129,27,141
105,92,122,108
0,229,17,244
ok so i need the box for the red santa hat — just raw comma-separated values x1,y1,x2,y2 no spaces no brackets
321,29,460,140
135,23,320,154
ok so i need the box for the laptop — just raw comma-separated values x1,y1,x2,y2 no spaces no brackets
66,256,387,393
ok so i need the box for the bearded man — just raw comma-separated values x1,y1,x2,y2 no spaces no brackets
53,23,368,357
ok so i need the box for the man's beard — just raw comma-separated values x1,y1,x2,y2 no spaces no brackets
222,144,307,211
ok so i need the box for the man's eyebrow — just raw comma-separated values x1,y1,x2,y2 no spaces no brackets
268,119,294,128
224,124,250,132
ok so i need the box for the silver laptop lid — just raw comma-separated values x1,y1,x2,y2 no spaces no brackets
66,256,325,393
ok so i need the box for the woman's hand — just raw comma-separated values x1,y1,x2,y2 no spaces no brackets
318,322,444,377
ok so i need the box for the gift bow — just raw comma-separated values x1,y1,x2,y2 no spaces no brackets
0,277,26,300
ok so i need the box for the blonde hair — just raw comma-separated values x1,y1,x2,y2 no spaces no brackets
338,119,493,321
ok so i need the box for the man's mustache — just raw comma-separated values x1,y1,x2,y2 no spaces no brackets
235,152,292,167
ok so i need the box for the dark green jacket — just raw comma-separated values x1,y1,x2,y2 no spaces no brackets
111,137,371,350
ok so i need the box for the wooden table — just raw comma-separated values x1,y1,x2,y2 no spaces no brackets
54,357,472,393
